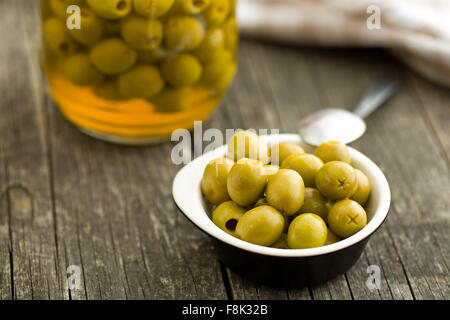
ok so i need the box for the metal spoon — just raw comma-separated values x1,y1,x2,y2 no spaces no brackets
298,77,399,146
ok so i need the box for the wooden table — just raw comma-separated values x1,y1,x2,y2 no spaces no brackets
0,0,448,300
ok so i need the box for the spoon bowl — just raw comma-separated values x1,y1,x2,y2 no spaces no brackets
298,77,398,146
298,108,366,146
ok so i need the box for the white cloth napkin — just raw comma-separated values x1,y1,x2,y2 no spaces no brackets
237,0,450,87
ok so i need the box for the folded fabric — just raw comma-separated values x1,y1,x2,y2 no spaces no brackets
237,0,450,87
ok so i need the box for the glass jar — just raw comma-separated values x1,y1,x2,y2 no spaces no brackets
40,0,238,144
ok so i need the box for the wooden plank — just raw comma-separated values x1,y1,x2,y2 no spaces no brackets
409,75,450,162
0,0,63,300
45,98,228,300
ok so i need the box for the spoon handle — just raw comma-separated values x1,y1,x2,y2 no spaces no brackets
353,77,399,119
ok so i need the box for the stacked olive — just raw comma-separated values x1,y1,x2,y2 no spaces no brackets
201,132,371,249
42,0,238,110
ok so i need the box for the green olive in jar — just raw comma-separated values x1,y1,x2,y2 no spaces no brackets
121,15,163,50
194,28,226,63
201,157,234,205
212,201,246,237
201,50,233,83
92,79,125,101
151,87,196,113
50,0,85,20
204,0,230,26
86,0,132,19
89,38,137,75
49,0,68,20
133,0,175,18
266,169,305,216
62,53,104,86
315,161,358,200
227,158,268,207
223,17,238,50
137,47,168,64
176,0,211,14
236,205,285,246
161,54,202,87
117,64,165,99
164,16,205,52
43,18,77,56
68,7,104,46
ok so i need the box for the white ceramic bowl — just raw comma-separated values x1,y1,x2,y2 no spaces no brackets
173,134,391,286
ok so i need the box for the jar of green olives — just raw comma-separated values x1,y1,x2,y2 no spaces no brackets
41,0,238,144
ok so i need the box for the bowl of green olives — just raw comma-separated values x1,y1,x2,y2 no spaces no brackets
173,132,391,286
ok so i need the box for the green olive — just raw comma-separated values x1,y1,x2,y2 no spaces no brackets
281,153,323,188
236,205,285,246
164,16,205,52
210,62,236,95
204,0,230,26
201,49,232,83
253,198,268,207
50,0,84,20
62,53,103,86
176,0,211,14
201,157,234,205
297,188,329,222
137,47,168,64
325,227,341,245
328,199,367,238
86,0,132,19
271,233,288,249
227,130,270,164
121,15,163,50
223,17,238,50
314,141,351,164
287,214,327,249
266,169,305,216
120,16,161,48
350,169,371,206
69,7,104,45
92,79,125,100
89,38,137,75
315,161,358,200
133,0,175,18
49,0,67,20
151,87,196,113
117,64,164,99
270,142,304,166
193,28,225,63
103,19,122,36
227,158,268,207
161,54,202,87
43,18,77,56
212,201,246,237
41,0,54,19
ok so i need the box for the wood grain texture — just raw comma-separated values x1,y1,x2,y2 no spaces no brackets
0,0,448,300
